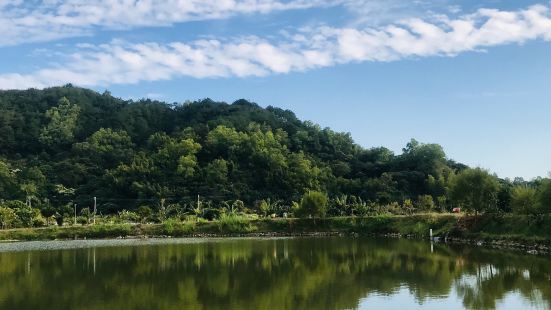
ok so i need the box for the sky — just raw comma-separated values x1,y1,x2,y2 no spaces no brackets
0,0,550,180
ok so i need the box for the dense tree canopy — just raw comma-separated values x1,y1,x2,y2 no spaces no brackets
0,85,548,223
449,168,500,214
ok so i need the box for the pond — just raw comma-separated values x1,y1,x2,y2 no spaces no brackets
0,237,549,310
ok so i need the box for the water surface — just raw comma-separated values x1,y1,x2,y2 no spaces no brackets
0,237,549,310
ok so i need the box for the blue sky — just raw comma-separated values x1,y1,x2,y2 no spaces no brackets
0,0,550,180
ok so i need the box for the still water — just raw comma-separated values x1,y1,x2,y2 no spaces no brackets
0,237,549,310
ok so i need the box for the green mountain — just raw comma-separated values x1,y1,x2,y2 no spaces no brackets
0,85,468,213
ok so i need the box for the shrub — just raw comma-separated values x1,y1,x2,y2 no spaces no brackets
217,214,256,233
137,205,153,222
162,218,196,236
14,205,40,227
118,210,140,223
297,191,328,219
76,216,88,225
32,214,47,227
417,195,435,211
0,207,18,229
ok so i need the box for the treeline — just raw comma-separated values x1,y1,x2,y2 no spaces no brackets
0,85,549,227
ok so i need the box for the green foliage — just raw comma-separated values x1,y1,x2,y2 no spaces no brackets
217,214,257,233
257,198,281,217
14,204,38,227
39,97,81,147
137,206,153,222
298,191,328,218
403,199,414,215
510,186,537,215
537,179,551,214
117,210,140,223
450,168,500,214
0,207,18,229
417,195,435,211
75,128,134,168
0,86,544,220
0,160,18,199
162,218,196,235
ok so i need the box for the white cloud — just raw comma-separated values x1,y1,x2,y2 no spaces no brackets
1,4,551,89
0,0,330,46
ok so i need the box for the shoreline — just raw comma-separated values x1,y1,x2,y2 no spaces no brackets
0,232,548,255
0,215,549,254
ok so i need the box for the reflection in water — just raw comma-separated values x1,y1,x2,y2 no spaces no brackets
0,237,549,310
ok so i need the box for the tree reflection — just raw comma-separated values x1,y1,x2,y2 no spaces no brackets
0,238,549,310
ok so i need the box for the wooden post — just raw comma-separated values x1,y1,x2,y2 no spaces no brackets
93,197,97,225
74,204,77,225
429,228,433,240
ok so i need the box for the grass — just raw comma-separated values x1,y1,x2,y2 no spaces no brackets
0,214,549,247
216,214,257,233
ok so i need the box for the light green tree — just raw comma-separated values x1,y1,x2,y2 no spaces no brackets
417,195,435,211
297,191,328,219
510,186,537,215
0,207,18,229
39,97,81,146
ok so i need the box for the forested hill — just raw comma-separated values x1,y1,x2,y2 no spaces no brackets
0,85,470,212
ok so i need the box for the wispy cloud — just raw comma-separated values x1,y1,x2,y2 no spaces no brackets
1,4,551,89
0,0,331,46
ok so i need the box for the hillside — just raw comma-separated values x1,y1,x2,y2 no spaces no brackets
0,85,494,214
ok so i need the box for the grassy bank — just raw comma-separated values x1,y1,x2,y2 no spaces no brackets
0,214,550,247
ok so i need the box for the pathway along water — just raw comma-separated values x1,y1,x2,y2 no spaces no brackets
0,237,549,310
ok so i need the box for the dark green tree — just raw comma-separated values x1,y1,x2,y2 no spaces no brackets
449,168,500,215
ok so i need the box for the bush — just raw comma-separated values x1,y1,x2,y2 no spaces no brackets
162,218,196,236
137,205,153,222
118,210,140,223
0,207,18,229
417,195,435,211
297,191,328,219
217,214,256,233
76,216,88,225
202,208,221,221
32,214,47,227
14,205,39,227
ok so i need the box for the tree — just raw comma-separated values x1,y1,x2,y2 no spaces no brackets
417,195,435,211
510,186,537,215
401,139,447,177
0,206,18,229
137,205,153,222
3,86,544,217
436,196,447,212
259,200,270,217
449,168,500,215
403,199,414,215
39,97,81,147
536,179,551,214
75,128,134,168
205,159,229,185
14,204,39,227
297,191,328,219
0,159,18,199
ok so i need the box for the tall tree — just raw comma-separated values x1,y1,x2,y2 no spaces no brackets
39,97,81,147
449,168,500,215
536,179,551,214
